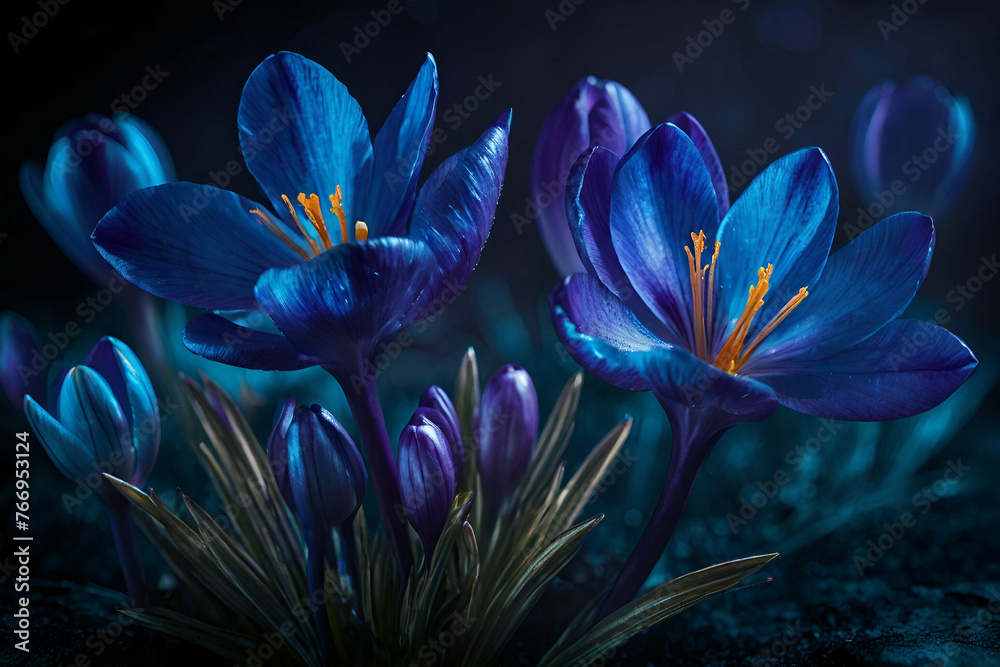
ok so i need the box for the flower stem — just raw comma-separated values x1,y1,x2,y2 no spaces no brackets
590,416,725,625
107,494,145,605
307,528,331,666
334,371,413,576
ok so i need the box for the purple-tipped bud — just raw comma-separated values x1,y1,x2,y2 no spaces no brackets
477,365,538,514
398,415,457,552
0,312,47,413
531,77,652,277
266,400,367,534
418,385,463,469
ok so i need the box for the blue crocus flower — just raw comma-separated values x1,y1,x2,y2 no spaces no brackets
548,121,977,619
266,398,366,661
531,76,729,277
19,113,175,285
418,385,463,472
93,51,510,571
23,336,159,602
849,76,974,221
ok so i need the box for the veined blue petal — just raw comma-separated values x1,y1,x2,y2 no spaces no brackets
665,111,730,217
745,212,935,372
254,237,436,377
531,77,651,277
610,123,720,344
238,51,373,230
757,319,977,420
409,110,510,299
550,274,669,392
86,337,159,485
182,313,318,371
713,148,838,353
640,344,779,429
93,182,304,310
56,366,134,480
24,395,96,485
287,409,356,531
363,54,438,237
117,114,176,184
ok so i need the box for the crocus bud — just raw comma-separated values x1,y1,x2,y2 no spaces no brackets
398,416,457,552
24,337,160,497
849,76,974,220
19,113,175,284
0,312,47,413
531,77,651,277
477,365,538,515
266,400,367,534
418,385,463,469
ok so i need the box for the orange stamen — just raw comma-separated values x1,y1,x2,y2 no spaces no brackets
297,193,334,250
281,194,320,256
354,221,368,241
737,287,809,367
713,265,772,373
685,230,708,358
249,208,309,260
328,186,349,245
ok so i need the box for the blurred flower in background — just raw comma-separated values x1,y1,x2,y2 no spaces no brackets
19,113,175,285
0,311,50,413
849,76,975,221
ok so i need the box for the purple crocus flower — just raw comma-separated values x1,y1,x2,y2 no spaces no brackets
548,118,977,619
418,385,463,471
398,412,457,554
849,76,974,222
477,364,539,519
530,76,731,278
93,51,510,570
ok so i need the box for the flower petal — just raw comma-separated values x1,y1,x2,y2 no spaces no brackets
610,122,721,343
665,111,730,217
24,395,96,484
57,366,134,479
713,148,838,352
745,212,935,371
254,237,437,376
238,51,373,227
756,319,977,420
409,110,510,297
550,273,671,391
0,311,47,412
362,54,438,237
182,313,318,371
93,182,304,309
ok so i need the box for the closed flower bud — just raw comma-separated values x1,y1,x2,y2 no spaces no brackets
418,385,463,469
398,415,457,552
477,364,538,515
19,113,175,284
849,76,974,220
266,400,367,534
531,77,651,277
24,337,160,497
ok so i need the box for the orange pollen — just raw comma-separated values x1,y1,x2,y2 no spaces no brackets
684,229,808,374
249,186,368,259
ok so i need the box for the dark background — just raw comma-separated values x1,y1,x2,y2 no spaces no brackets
2,0,999,665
